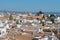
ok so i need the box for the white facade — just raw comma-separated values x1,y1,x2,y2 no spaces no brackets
16,16,20,20
0,28,6,37
0,21,7,37
5,24,10,29
17,24,22,28
46,21,52,24
37,28,42,33
54,17,60,23
0,14,4,17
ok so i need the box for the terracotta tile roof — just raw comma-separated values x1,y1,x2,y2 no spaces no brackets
23,30,35,33
0,17,4,20
14,35,32,40
33,33,44,37
7,35,32,40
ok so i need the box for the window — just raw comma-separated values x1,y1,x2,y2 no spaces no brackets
0,30,1,35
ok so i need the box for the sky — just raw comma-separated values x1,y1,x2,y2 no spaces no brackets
0,0,60,12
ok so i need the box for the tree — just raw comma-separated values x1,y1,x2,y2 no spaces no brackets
9,14,13,20
50,14,56,18
50,18,54,23
42,15,45,19
49,14,56,23
42,22,45,26
16,21,19,24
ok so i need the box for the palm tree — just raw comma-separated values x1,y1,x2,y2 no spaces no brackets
50,18,54,23
9,14,13,20
50,14,56,18
16,21,19,24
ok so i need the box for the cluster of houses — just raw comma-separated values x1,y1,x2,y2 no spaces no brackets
0,11,60,40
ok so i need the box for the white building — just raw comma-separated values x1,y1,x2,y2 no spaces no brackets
0,22,7,38
0,13,4,17
46,21,52,24
54,17,60,23
0,27,6,37
5,24,10,29
16,24,22,28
